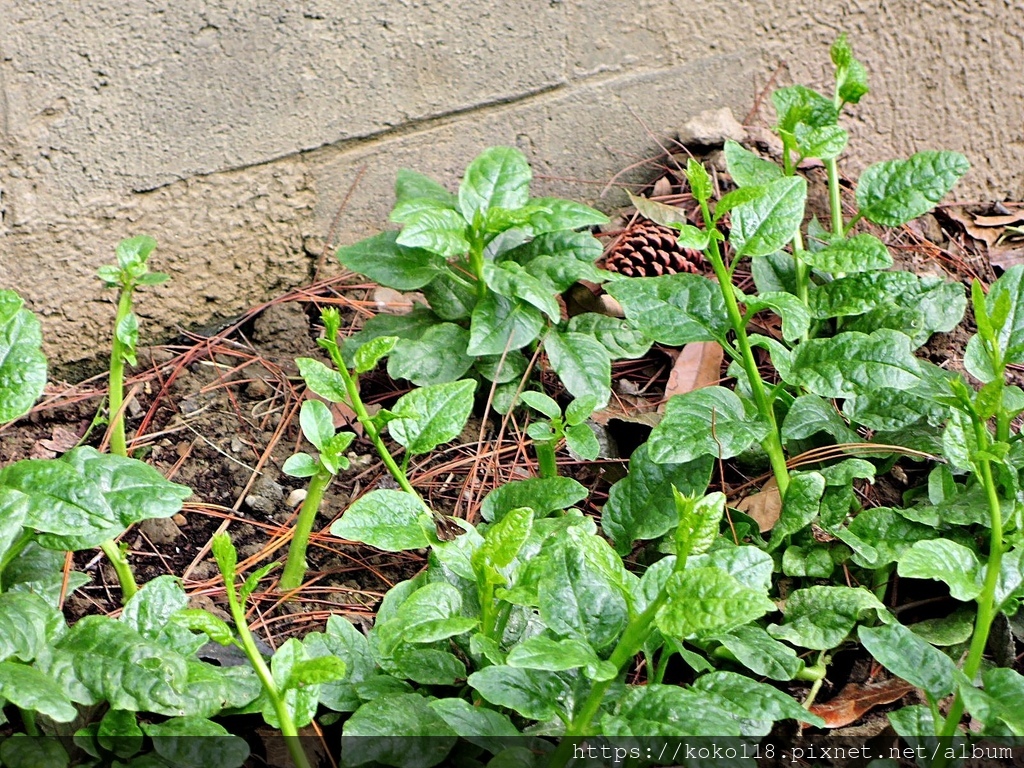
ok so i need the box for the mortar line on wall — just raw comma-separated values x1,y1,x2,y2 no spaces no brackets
131,57,745,196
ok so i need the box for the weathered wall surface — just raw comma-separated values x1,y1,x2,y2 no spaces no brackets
2,0,1022,365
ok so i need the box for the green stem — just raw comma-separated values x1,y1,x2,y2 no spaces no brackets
469,238,487,303
932,416,1005,768
224,565,311,768
535,440,559,479
322,342,431,514
279,464,333,592
800,651,830,709
700,202,790,495
20,708,38,737
651,648,672,685
100,539,138,602
825,158,844,240
108,287,135,459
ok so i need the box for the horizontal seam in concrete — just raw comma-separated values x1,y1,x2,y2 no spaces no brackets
132,54,748,196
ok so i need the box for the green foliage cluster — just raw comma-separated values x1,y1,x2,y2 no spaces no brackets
1,34,1022,768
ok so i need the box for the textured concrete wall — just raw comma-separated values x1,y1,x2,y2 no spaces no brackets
2,0,1022,366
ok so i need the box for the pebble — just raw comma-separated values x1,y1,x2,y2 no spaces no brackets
678,107,746,146
140,517,182,545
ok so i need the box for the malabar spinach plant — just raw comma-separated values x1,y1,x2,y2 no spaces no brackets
840,268,1024,757
297,307,476,540
337,146,645,414
520,392,600,478
93,235,171,599
279,398,356,592
329,480,823,768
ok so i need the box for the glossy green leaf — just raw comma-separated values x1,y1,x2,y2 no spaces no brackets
606,273,728,345
296,357,348,402
0,734,69,768
483,262,560,320
467,666,570,722
751,250,797,295
690,543,775,592
723,140,783,187
782,544,835,578
525,197,609,233
504,229,604,265
781,394,860,444
730,177,807,258
115,312,139,365
263,638,320,728
332,490,431,551
711,625,804,681
521,254,609,292
773,85,838,133
519,390,560,419
799,233,892,273
459,147,532,221
742,290,810,342
505,635,603,674
0,291,47,423
473,350,529,384
857,151,969,227
859,621,959,700
784,330,921,397
897,539,983,601
0,592,59,663
627,193,710,249
768,586,887,650
420,271,475,321
395,168,457,207
388,323,473,386
479,477,587,522
686,158,713,203
565,423,600,459
768,471,825,549
566,313,651,359
353,335,399,374
336,231,446,290
831,34,869,105
142,717,249,768
974,266,1024,368
428,697,521,754
656,567,775,639
282,452,319,478
468,293,544,357
304,615,376,713
299,399,334,452
544,330,612,407
480,506,533,570
692,671,825,730
396,208,470,258
388,379,475,455
674,491,726,560
120,575,205,656
843,507,933,569
343,693,457,768
648,386,770,463
0,662,76,722
909,608,975,647
794,124,848,160
602,683,741,737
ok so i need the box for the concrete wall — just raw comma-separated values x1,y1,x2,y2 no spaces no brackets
2,0,1022,366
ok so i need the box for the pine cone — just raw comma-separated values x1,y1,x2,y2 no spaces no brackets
603,219,706,277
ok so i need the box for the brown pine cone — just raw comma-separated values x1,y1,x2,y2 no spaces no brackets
603,219,706,277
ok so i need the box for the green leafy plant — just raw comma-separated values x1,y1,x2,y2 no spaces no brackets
279,398,356,592
298,307,476,542
520,392,600,478
94,235,170,599
336,146,638,414
192,533,346,768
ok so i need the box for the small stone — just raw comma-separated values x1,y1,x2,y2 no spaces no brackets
140,516,182,545
286,488,308,507
677,107,745,146
246,378,273,399
172,513,187,526
244,477,285,516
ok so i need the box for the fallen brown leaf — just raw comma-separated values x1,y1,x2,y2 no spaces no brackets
37,425,82,454
734,477,781,533
662,341,723,408
808,677,914,729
